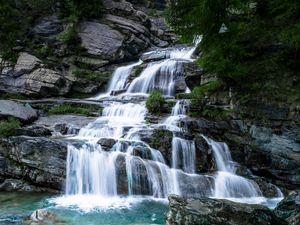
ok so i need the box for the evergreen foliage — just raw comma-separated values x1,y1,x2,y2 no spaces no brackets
168,0,300,103
0,118,21,137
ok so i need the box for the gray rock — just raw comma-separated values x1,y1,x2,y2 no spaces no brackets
0,100,37,122
32,15,63,36
77,21,124,61
14,53,41,76
0,136,68,191
274,191,300,225
15,125,52,137
166,195,287,225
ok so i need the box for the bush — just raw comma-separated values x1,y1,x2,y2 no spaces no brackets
0,118,21,137
146,90,166,114
48,103,101,115
59,26,79,45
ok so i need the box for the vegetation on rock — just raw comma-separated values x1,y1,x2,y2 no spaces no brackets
146,90,166,114
0,118,21,137
47,103,102,116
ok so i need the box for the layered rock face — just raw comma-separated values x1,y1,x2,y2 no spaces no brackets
0,136,67,192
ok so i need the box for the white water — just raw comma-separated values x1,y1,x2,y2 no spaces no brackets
53,38,283,211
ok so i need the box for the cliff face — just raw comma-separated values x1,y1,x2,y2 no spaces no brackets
0,0,174,97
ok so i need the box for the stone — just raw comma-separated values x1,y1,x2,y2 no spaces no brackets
0,136,68,191
274,191,300,225
0,100,37,122
0,68,71,97
32,15,63,36
15,125,52,137
97,138,117,151
14,53,41,76
166,195,288,225
77,21,124,61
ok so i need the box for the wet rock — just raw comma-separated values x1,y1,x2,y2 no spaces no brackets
166,195,287,225
0,100,37,123
24,209,65,225
274,191,300,225
97,138,117,151
0,136,67,191
139,128,173,165
0,179,50,192
141,50,169,62
32,15,63,36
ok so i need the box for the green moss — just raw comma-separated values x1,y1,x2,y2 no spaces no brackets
0,93,29,100
0,118,21,137
146,90,166,114
48,103,102,116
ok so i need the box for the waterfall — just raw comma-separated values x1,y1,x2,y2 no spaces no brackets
202,136,262,199
127,37,201,96
56,37,283,211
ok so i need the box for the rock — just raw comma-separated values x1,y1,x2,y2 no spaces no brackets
74,56,109,70
0,136,68,191
77,21,124,61
0,100,37,123
15,125,52,137
139,128,173,165
35,114,96,134
29,209,55,222
1,68,71,97
274,191,300,225
184,62,205,89
97,138,117,151
0,179,50,192
24,209,64,225
141,49,169,62
14,53,41,76
32,15,63,36
166,195,288,225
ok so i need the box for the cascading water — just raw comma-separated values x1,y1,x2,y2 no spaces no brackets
53,37,283,212
202,136,264,201
127,37,201,96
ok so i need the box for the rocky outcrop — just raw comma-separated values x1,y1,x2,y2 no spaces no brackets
32,15,64,36
0,100,37,123
166,195,287,225
0,53,71,97
0,136,67,191
274,191,300,225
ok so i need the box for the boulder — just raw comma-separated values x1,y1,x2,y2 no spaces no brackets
32,15,63,36
15,125,52,137
274,191,300,225
77,21,125,61
1,68,71,97
0,136,68,191
166,195,288,225
0,100,37,123
14,53,41,76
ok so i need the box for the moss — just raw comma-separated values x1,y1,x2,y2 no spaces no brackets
47,103,102,116
0,118,21,137
146,90,166,114
0,93,29,100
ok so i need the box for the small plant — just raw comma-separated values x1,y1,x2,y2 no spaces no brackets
59,26,79,46
0,118,21,137
146,90,166,114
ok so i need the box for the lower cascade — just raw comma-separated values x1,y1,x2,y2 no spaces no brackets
53,41,283,211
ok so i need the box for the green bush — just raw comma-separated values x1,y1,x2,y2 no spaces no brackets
0,118,21,137
48,103,101,115
59,26,79,45
146,90,166,114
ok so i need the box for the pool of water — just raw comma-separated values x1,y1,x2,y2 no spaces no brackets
0,192,168,225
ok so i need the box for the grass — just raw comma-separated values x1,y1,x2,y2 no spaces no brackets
48,103,102,116
0,93,29,100
0,118,21,137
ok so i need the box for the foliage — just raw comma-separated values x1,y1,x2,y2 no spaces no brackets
73,70,100,81
0,118,21,137
168,0,300,104
0,93,29,100
59,26,79,45
146,90,166,114
48,103,101,115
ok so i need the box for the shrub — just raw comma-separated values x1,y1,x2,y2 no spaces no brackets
0,118,21,137
146,90,166,114
59,26,79,45
48,103,101,115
